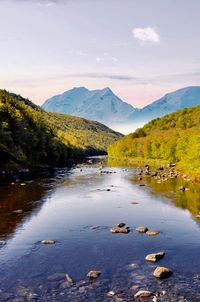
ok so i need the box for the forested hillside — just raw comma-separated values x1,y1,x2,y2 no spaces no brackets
108,105,200,178
0,90,122,169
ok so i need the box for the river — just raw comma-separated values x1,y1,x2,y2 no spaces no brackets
0,157,200,301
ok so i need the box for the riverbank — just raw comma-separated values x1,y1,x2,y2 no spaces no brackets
107,157,200,183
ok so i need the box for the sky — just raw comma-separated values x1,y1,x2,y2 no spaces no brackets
0,0,200,107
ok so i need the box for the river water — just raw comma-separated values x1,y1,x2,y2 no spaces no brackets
0,158,200,301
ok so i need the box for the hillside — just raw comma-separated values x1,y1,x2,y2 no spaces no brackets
42,87,136,126
0,90,122,170
108,105,200,178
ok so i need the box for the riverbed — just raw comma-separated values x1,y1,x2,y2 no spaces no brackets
0,158,200,301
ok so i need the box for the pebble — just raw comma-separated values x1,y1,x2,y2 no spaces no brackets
153,266,173,279
145,252,165,262
136,226,148,233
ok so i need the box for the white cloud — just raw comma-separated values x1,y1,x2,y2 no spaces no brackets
132,27,160,43
95,57,104,62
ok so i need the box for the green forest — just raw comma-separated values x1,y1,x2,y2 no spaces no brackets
0,90,122,169
108,105,200,179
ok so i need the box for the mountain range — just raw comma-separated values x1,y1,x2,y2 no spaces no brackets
42,87,136,125
42,86,200,133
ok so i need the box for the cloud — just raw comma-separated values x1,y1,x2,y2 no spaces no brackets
132,27,160,43
69,73,142,82
69,50,88,56
10,0,59,6
95,57,105,62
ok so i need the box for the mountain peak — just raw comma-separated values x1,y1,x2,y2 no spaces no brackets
42,87,136,125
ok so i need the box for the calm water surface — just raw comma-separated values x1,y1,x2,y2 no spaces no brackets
0,158,200,301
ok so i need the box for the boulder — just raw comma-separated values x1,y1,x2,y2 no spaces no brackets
111,228,130,234
153,266,172,279
136,226,148,233
87,271,101,279
145,252,165,262
134,290,154,299
117,222,126,228
146,230,159,236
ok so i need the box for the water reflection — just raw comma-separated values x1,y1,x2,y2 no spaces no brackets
134,175,200,218
0,178,54,239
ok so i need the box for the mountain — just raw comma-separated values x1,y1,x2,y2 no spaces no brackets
0,89,122,170
42,87,136,125
108,105,200,179
42,86,200,133
130,86,200,124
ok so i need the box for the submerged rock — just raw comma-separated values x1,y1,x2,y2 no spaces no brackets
87,270,101,279
146,230,159,236
136,226,148,233
47,273,65,281
41,240,56,244
111,227,130,234
145,252,165,262
134,290,154,299
153,266,173,279
90,225,99,230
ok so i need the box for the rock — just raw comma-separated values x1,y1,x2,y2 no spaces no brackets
168,163,176,168
41,240,56,244
47,273,65,281
134,290,154,299
117,222,126,228
136,226,148,233
87,270,101,279
131,202,139,205
146,230,159,236
130,284,140,291
107,291,116,297
139,184,145,186
179,186,186,191
145,252,165,262
153,266,173,279
66,273,73,284
107,189,111,191
12,209,23,214
110,228,130,234
90,225,99,230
